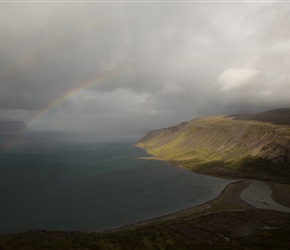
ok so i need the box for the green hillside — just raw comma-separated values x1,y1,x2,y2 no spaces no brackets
136,108,290,183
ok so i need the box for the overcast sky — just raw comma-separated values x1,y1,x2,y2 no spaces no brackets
0,1,290,140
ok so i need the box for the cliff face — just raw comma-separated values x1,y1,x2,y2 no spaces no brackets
136,109,290,183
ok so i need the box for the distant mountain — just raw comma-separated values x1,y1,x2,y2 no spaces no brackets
0,120,27,132
136,108,290,183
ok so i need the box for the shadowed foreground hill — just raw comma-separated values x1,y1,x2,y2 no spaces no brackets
136,108,290,183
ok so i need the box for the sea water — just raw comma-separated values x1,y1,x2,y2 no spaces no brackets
0,141,233,233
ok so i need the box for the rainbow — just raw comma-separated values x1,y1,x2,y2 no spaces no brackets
1,14,125,150
3,67,130,150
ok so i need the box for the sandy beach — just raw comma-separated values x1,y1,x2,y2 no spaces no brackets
241,180,290,213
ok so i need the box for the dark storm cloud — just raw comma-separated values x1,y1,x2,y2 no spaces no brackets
0,2,290,138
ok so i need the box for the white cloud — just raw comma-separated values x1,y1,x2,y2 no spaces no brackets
218,68,260,92
270,39,290,54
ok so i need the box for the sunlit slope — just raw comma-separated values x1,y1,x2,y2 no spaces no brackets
136,109,290,183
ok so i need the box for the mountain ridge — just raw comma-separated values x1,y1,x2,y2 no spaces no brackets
136,108,290,183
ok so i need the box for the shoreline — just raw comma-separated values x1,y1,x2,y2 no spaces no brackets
136,142,290,185
0,178,238,236
107,168,290,234
1,168,290,236
104,179,245,233
1,177,290,249
105,178,290,234
1,148,290,237
0,180,252,236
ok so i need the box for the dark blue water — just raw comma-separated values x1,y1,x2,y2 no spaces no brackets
0,142,233,233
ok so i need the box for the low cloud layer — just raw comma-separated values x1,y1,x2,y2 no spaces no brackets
0,2,290,140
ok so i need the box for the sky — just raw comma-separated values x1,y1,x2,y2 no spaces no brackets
0,1,290,140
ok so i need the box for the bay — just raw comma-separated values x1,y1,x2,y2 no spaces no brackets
0,142,233,233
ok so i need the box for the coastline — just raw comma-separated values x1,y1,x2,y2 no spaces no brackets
1,173,290,249
2,154,290,237
136,151,290,215
104,180,247,233
0,168,237,236
1,145,290,249
0,180,250,236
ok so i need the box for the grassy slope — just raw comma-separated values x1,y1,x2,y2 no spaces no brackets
136,109,290,183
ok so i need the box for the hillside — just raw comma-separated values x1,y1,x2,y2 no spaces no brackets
136,108,290,183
